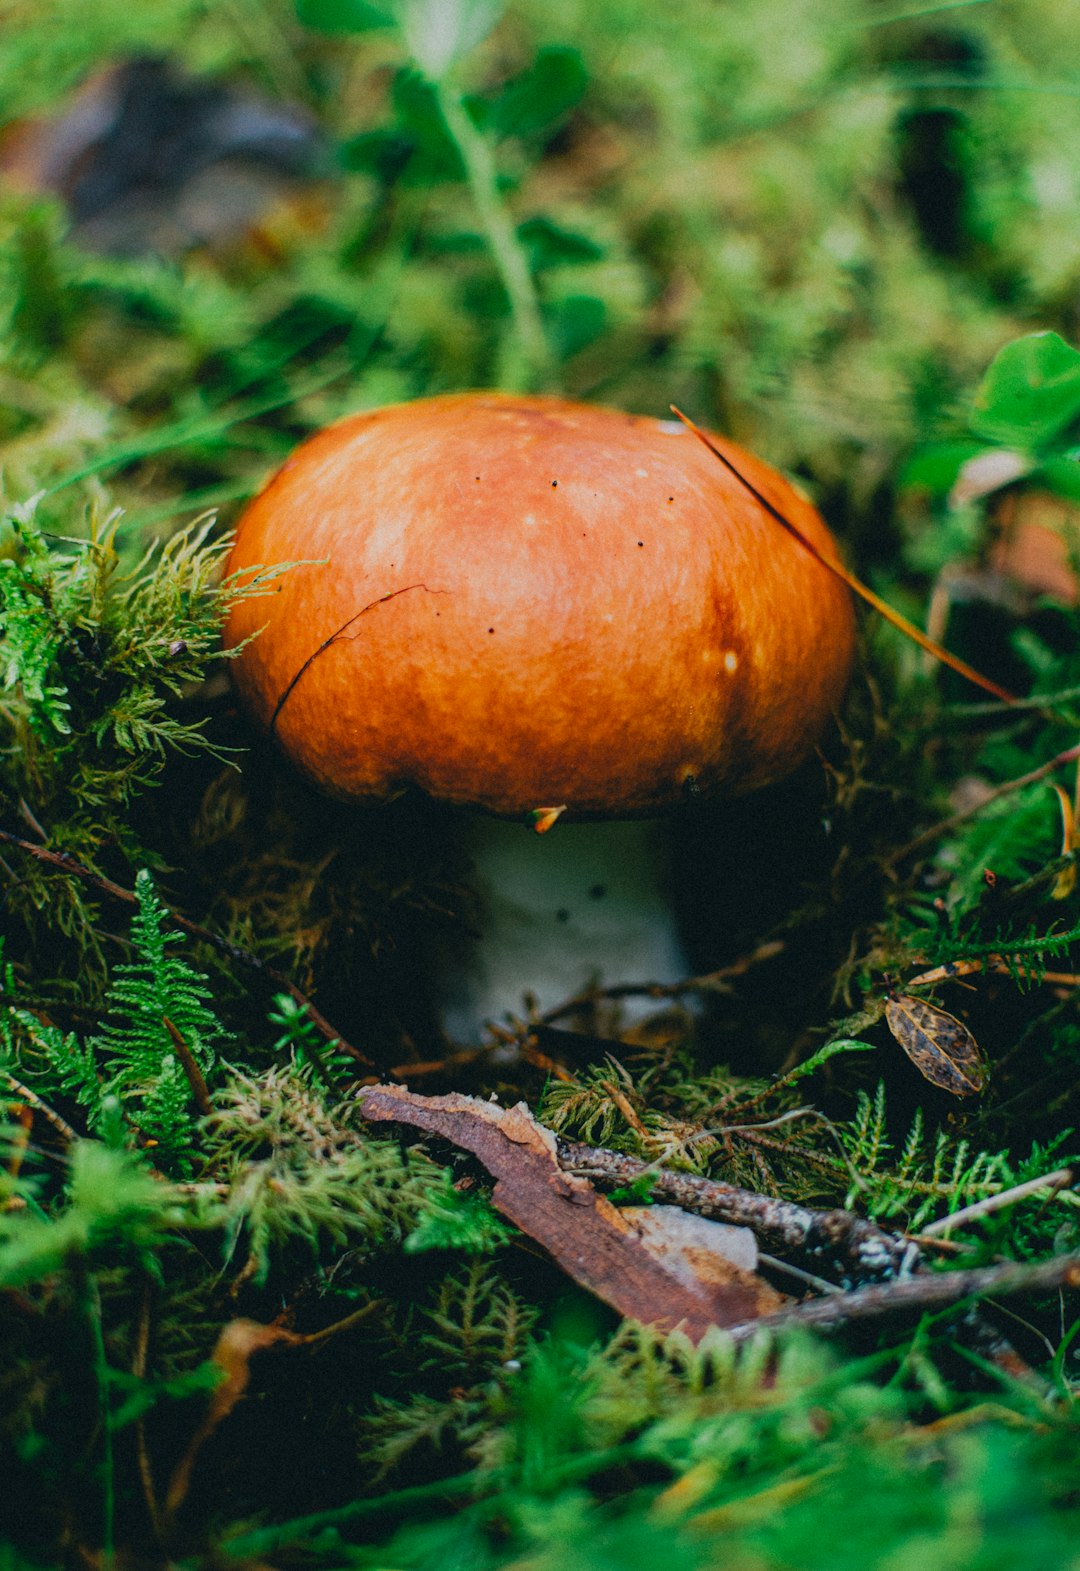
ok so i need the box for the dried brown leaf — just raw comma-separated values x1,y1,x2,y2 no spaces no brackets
885,993,987,1097
163,1303,380,1527
1051,782,1078,901
164,1319,297,1525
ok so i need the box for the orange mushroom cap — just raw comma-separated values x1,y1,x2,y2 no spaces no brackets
223,392,855,818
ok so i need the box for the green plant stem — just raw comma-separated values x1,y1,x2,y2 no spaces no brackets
221,1442,647,1558
434,80,555,392
82,1265,115,1566
943,916,1080,964
221,1469,489,1557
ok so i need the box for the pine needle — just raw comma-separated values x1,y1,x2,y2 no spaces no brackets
671,406,1016,705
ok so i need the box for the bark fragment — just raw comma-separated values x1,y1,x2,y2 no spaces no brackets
358,1085,783,1341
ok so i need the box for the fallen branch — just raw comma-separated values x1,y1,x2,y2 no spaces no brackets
557,1139,917,1284
728,1250,1080,1341
358,1089,1076,1357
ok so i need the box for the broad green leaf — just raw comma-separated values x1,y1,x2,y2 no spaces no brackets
899,442,987,494
971,331,1080,451
1034,454,1080,503
519,216,604,271
490,47,589,139
391,69,465,178
296,0,394,33
546,295,606,359
339,128,414,180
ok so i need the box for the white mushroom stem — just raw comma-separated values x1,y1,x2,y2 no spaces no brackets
435,817,692,1043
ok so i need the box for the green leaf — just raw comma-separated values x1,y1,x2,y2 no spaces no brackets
295,0,394,33
546,295,606,360
1033,454,1080,502
519,216,604,271
404,1173,514,1255
390,69,465,179
339,128,415,181
783,1037,877,1085
608,1171,658,1206
971,332,1080,451
490,47,589,139
899,442,988,494
0,1142,181,1289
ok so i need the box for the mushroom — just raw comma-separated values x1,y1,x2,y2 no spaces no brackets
224,392,855,1039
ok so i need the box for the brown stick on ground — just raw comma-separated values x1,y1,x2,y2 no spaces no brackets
726,1251,1080,1342
557,1140,918,1284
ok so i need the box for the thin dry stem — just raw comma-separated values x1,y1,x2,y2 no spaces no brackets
0,828,374,1069
889,742,1080,868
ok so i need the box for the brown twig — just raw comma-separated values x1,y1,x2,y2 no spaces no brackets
1,1069,78,1144
539,941,785,1025
919,1168,1075,1238
556,1139,917,1283
387,1045,490,1079
888,742,1080,869
162,1017,213,1117
727,1251,1080,1341
0,827,375,1069
909,954,1080,989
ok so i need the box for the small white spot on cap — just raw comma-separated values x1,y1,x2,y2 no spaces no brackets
656,420,687,435
635,467,649,478
723,650,739,674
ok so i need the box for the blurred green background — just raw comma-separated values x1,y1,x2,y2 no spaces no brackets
3,0,1079,549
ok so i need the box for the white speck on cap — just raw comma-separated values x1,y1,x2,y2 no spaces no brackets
656,420,687,435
